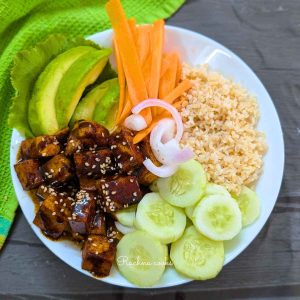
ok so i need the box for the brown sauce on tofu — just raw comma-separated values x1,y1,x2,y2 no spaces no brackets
13,121,156,278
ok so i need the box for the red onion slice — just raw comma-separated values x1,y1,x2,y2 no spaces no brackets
132,99,183,142
124,114,147,131
143,159,178,177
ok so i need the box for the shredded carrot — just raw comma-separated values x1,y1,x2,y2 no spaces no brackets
105,0,148,107
117,88,132,124
175,53,182,85
164,79,192,104
128,18,138,41
114,38,126,122
148,20,164,98
158,52,178,99
136,25,151,65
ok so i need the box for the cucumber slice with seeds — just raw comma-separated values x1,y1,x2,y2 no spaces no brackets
157,160,207,207
116,230,167,287
185,205,195,220
170,226,224,280
193,195,242,241
234,186,260,227
115,205,137,227
135,193,186,244
205,183,231,198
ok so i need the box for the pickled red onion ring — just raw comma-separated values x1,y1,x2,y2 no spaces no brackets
132,99,183,142
143,159,178,177
124,114,147,131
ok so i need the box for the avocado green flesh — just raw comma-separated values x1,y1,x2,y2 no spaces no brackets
55,49,111,128
70,78,118,126
28,46,95,135
93,80,119,130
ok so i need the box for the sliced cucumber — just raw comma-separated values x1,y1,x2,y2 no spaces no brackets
115,205,137,227
116,230,167,287
115,221,135,235
205,183,231,198
135,193,186,244
185,205,196,220
170,226,224,280
150,180,159,192
157,160,207,207
234,186,260,227
193,195,242,241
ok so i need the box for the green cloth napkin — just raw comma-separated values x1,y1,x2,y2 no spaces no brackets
0,0,184,249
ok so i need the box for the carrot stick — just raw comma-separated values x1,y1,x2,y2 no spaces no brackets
164,79,192,103
105,0,148,107
148,20,164,98
128,18,138,42
136,25,151,65
117,88,132,124
114,38,126,122
158,52,177,99
175,53,182,85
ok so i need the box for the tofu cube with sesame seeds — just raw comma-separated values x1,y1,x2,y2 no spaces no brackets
88,212,106,236
33,194,73,239
74,149,116,178
69,190,96,235
20,135,61,159
106,215,122,242
14,159,45,190
136,166,158,186
98,175,143,212
65,120,109,155
79,177,99,191
42,154,73,185
54,127,70,144
110,127,144,173
82,234,116,277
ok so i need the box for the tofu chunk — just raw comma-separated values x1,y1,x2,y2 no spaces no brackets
79,177,99,191
74,149,116,178
54,128,70,144
110,127,143,174
20,136,60,159
33,194,73,239
82,235,116,277
106,216,122,242
14,159,44,190
98,175,143,212
42,154,73,185
68,190,96,235
65,121,109,155
89,212,106,236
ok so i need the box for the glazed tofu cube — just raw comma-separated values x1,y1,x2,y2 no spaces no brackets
98,175,143,212
110,127,143,174
42,154,73,184
20,136,60,159
65,121,109,155
106,216,122,242
14,159,44,190
69,190,96,235
136,166,157,186
36,185,58,200
89,212,106,236
79,177,99,191
33,194,73,239
82,235,116,277
74,149,116,178
54,128,69,144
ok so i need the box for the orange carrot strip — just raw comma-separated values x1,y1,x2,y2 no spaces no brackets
164,79,192,103
158,52,177,99
105,0,148,107
114,38,126,122
175,53,182,85
136,25,151,65
128,18,138,41
148,20,164,98
117,88,132,124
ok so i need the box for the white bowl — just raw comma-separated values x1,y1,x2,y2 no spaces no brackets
10,25,284,288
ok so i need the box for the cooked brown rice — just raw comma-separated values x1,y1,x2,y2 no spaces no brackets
180,64,267,194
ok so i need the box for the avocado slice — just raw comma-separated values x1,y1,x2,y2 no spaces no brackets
93,79,119,130
70,78,118,125
28,46,96,135
55,49,111,128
